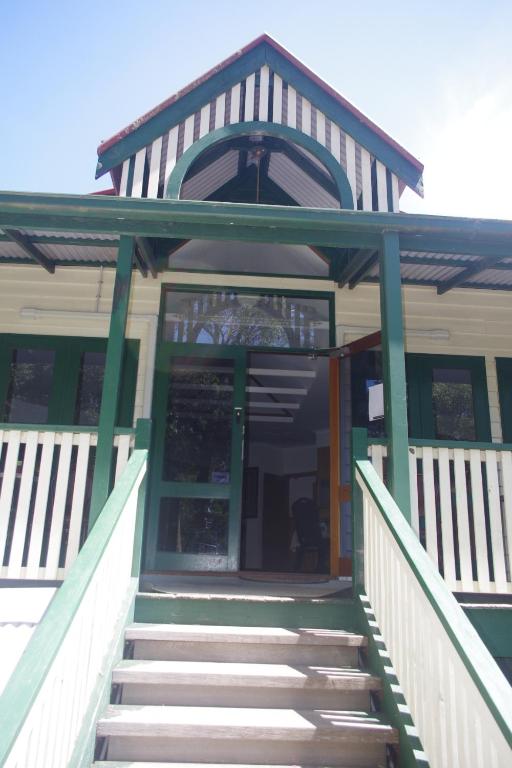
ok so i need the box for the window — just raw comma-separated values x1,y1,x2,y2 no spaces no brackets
0,335,139,427
350,352,491,442
407,354,490,442
163,288,334,350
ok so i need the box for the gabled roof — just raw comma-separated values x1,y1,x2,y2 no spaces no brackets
96,34,424,194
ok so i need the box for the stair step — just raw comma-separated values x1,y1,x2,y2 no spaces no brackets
125,624,366,646
97,705,397,766
94,763,368,767
113,659,380,709
125,624,365,666
94,763,369,767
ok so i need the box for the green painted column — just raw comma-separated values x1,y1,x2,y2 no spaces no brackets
89,235,134,530
379,231,411,521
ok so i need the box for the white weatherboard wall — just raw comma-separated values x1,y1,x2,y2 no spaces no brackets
0,263,511,438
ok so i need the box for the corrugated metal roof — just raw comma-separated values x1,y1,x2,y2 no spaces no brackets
22,230,119,242
35,243,117,263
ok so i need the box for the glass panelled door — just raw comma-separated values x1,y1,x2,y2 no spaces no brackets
146,343,246,571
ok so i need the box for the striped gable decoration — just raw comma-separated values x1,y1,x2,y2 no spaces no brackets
100,37,422,213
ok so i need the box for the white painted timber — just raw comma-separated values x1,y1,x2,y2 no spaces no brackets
132,148,146,198
119,160,129,196
0,429,135,580
345,134,357,205
301,98,312,136
376,160,388,211
272,73,283,123
244,73,255,121
199,105,210,139
147,136,163,198
360,149,372,211
357,466,512,768
391,173,400,211
2,458,146,768
229,83,241,124
258,65,269,121
182,115,195,154
164,126,179,190
368,443,512,594
287,86,297,128
214,93,225,129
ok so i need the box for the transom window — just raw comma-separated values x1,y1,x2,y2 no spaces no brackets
163,288,334,350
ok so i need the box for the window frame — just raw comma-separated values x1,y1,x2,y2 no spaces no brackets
0,334,139,427
496,358,512,443
406,353,491,442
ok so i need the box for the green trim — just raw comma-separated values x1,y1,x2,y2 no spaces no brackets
89,236,134,529
166,121,354,209
463,606,512,658
0,333,139,429
0,448,148,766
3,192,512,252
134,592,358,629
355,457,512,748
356,593,428,767
496,358,512,443
407,353,491,442
380,232,410,520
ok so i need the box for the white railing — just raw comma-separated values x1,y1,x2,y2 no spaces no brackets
0,448,148,768
0,426,134,580
369,441,512,594
355,458,512,768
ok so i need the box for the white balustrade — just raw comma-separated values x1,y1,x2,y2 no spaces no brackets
1,452,147,768
0,428,134,580
368,442,512,594
356,461,511,768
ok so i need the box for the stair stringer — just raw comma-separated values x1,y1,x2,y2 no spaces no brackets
356,592,430,768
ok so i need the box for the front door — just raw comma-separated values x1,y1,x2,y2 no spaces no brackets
145,343,246,571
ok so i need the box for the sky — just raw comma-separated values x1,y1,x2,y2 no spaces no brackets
1,0,511,220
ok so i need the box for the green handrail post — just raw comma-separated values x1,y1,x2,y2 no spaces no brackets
132,418,152,578
380,231,411,521
352,427,368,594
89,235,134,530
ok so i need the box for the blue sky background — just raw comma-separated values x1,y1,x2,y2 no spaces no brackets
1,0,511,218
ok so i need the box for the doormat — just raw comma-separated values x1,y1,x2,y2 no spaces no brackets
239,571,330,584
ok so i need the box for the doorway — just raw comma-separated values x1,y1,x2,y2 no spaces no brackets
240,352,331,575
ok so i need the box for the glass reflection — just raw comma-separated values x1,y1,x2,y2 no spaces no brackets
158,497,228,555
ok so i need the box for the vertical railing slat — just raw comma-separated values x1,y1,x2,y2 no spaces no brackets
409,447,420,536
469,449,490,591
0,431,22,565
485,450,507,591
438,447,456,589
64,433,92,573
44,432,73,579
422,447,438,567
500,451,512,583
114,434,131,483
7,431,39,577
453,449,474,592
26,431,56,579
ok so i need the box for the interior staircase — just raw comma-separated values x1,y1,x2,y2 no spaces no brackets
92,591,400,768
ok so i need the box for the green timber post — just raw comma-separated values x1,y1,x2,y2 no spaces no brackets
89,235,134,530
379,231,411,521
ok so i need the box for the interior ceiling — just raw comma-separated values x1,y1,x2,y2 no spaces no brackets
245,352,329,446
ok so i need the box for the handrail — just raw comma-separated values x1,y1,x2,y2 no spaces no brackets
0,422,135,435
355,456,512,754
368,435,512,451
0,447,148,766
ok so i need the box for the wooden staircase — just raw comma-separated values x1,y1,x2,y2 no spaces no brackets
93,621,399,767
